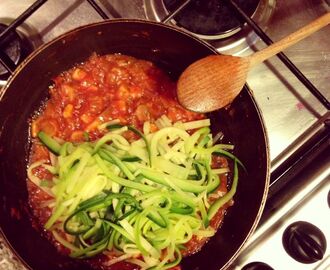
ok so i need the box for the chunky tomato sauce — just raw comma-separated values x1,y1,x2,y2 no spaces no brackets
31,54,203,142
28,54,231,270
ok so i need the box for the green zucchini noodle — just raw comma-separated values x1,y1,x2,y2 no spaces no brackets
28,116,241,270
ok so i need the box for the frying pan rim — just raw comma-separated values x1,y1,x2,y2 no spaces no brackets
0,18,270,270
1,18,218,96
222,94,270,269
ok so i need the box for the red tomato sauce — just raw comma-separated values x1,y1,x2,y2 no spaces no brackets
28,54,232,270
31,54,204,142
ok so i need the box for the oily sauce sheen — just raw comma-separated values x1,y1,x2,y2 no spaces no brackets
28,54,232,270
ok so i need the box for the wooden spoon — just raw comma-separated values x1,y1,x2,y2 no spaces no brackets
177,12,330,113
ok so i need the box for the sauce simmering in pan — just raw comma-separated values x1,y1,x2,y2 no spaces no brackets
28,54,234,270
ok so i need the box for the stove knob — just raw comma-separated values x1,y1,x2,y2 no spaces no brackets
282,221,327,263
241,261,274,270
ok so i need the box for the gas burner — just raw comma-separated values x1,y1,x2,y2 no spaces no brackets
0,19,42,87
162,0,260,39
144,0,275,55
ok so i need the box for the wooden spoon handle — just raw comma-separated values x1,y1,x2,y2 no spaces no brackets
249,12,330,67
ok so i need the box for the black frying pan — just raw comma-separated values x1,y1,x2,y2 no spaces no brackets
0,19,269,270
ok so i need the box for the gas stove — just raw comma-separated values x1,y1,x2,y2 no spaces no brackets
0,1,329,270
